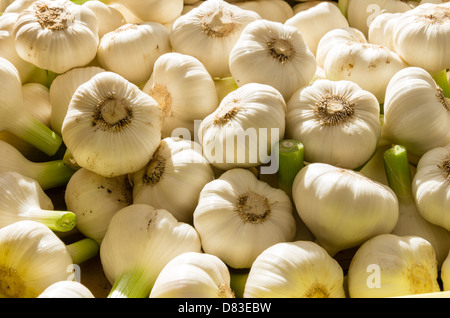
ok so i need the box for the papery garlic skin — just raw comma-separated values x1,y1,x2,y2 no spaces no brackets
170,0,261,78
347,234,440,298
285,1,348,56
142,52,219,138
198,83,286,171
82,0,125,39
382,67,450,159
65,168,133,245
61,71,163,178
131,137,214,225
235,0,294,22
292,163,399,256
286,79,381,169
150,252,234,298
13,0,99,74
412,144,450,231
244,241,345,298
229,19,317,101
97,22,171,86
100,204,202,297
38,281,95,298
393,3,450,72
0,220,74,298
193,168,296,269
368,12,402,51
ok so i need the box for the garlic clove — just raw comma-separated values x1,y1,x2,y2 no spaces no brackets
61,71,163,178
229,19,317,101
244,241,346,298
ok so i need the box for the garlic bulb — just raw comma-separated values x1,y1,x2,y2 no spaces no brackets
381,67,450,160
346,0,413,37
38,281,95,298
235,0,294,22
3,0,37,13
0,220,74,298
65,167,133,245
110,0,184,25
198,83,286,171
229,19,317,101
100,204,202,298
285,1,348,56
286,79,381,169
293,1,337,13
193,168,296,269
0,12,36,83
244,241,346,298
412,144,450,231
150,252,235,298
142,52,219,138
49,66,106,136
13,0,99,74
169,0,261,78
97,22,171,86
292,163,399,256
347,234,440,298
130,137,214,224
323,35,408,103
368,12,402,51
82,0,125,39
61,71,163,178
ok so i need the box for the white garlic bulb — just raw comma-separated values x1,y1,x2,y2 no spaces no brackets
97,22,171,86
193,168,296,269
61,71,163,178
65,167,133,245
381,67,450,160
286,79,381,169
235,0,294,22
150,252,235,298
229,19,317,101
244,241,346,298
198,83,286,171
368,12,402,51
38,281,95,298
347,234,440,297
131,137,214,224
13,0,99,74
285,1,348,56
111,0,184,25
82,0,125,39
142,52,219,138
292,163,399,256
411,144,450,231
169,0,261,78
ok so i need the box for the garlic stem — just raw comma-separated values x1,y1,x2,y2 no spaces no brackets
62,148,80,171
65,237,99,265
31,160,75,190
108,268,152,298
338,0,349,18
8,116,62,157
383,145,414,202
277,139,304,197
430,69,450,98
229,268,249,298
26,68,58,89
28,209,76,232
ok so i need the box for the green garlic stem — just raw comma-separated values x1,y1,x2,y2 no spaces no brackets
32,160,75,190
229,268,249,298
277,139,304,197
8,116,62,157
338,0,349,18
27,68,58,88
62,148,81,171
66,238,99,265
383,144,414,203
27,209,77,232
431,69,450,98
108,269,153,298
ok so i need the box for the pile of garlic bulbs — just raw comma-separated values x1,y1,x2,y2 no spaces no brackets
0,0,450,299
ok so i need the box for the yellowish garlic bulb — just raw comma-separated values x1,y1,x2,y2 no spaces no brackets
61,71,163,178
142,52,219,138
13,0,99,74
169,0,261,78
235,0,294,22
82,0,126,39
150,252,235,298
193,168,296,269
285,1,348,56
65,167,133,245
442,250,450,291
293,1,337,13
38,281,95,298
131,137,214,225
347,234,440,298
0,220,74,298
292,163,399,256
198,83,286,171
111,0,184,25
244,241,346,298
229,19,317,101
97,22,171,86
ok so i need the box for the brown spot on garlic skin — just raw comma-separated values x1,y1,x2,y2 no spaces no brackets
439,157,450,180
436,87,450,111
314,94,355,126
142,153,166,186
303,283,330,298
421,6,450,25
148,83,172,119
407,263,434,294
0,265,34,298
34,2,74,31
201,9,236,38
266,38,295,64
92,92,133,132
236,191,271,224
213,101,240,126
